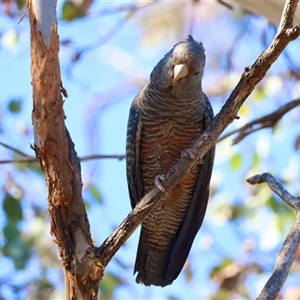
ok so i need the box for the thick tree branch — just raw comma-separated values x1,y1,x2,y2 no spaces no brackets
90,0,300,274
28,0,99,298
247,173,300,300
218,99,300,144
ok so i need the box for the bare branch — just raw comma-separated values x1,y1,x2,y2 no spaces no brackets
218,99,300,144
247,173,300,300
0,141,32,158
80,154,125,161
0,154,125,164
216,0,234,10
90,0,300,273
247,173,300,211
0,158,37,164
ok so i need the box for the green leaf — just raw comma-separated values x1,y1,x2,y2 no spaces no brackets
3,194,23,222
230,204,244,221
87,184,103,203
2,221,31,270
3,222,20,241
266,196,295,232
253,87,266,102
266,196,292,214
8,99,22,113
15,0,26,10
251,153,260,169
3,237,31,269
61,1,90,22
230,153,243,170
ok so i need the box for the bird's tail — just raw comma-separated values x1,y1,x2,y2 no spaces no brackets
134,228,176,287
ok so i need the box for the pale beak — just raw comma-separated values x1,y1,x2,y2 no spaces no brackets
173,63,189,83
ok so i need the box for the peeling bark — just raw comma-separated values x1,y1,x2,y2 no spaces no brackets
27,0,101,298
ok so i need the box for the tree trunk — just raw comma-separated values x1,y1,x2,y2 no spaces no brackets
27,1,100,298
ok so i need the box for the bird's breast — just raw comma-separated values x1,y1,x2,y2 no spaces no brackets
139,115,203,247
140,115,202,189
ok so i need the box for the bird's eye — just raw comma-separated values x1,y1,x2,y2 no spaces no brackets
194,72,200,75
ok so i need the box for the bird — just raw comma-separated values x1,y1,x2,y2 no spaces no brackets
126,35,215,287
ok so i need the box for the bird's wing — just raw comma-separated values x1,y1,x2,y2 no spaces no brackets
167,147,215,281
167,102,215,282
126,95,144,209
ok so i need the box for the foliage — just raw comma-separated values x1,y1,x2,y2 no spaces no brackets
0,0,299,299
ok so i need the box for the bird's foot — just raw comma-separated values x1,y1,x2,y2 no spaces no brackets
181,148,204,164
155,175,167,195
181,148,195,160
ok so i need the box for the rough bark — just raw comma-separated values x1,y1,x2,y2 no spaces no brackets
27,1,101,299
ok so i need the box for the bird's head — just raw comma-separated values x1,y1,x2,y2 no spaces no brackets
150,35,206,95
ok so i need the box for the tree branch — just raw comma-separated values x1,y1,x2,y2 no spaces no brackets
90,0,300,275
28,1,99,298
218,99,300,144
0,141,33,158
0,153,126,164
216,0,234,10
247,173,300,300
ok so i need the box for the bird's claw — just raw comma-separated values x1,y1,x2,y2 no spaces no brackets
155,175,167,195
181,148,195,160
181,148,204,164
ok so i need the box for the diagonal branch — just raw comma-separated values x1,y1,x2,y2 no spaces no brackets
247,173,300,300
90,0,300,274
0,141,33,158
218,98,300,144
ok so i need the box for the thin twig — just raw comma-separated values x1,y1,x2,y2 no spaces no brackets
247,173,300,300
218,99,300,144
80,154,125,161
216,0,233,10
0,158,37,164
0,141,32,158
0,154,126,164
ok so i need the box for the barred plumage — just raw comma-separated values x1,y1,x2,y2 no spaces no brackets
126,36,215,287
